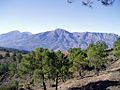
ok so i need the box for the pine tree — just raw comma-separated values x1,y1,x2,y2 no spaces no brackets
68,48,87,78
113,38,120,59
87,41,107,76
49,50,70,90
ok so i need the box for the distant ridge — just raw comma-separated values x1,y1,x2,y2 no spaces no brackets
0,29,119,51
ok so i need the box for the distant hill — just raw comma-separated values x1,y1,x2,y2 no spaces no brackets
0,47,29,54
0,29,119,51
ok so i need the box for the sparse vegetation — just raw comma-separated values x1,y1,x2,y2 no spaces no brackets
0,39,120,90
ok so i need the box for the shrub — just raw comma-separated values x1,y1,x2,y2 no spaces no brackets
0,54,3,59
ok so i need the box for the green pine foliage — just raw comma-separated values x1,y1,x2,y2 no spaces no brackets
113,38,120,59
68,48,88,78
48,50,71,90
87,41,108,75
1,40,119,90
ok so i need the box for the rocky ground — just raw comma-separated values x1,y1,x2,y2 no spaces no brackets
58,59,120,90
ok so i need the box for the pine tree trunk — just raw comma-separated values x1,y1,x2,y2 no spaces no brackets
79,69,83,78
43,81,47,90
55,74,58,90
95,68,99,76
42,74,47,90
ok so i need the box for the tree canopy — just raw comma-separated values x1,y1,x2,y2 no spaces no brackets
113,38,120,59
87,41,108,75
2,40,120,90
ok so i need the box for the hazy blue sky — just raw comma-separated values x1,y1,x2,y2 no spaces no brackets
0,0,120,34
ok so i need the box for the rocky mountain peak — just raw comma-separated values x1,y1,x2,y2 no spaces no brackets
0,29,119,51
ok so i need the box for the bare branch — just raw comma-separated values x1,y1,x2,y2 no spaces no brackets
67,0,116,6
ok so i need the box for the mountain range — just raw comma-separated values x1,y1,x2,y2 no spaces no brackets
0,28,119,51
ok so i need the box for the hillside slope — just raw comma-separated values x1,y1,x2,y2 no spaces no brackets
58,59,120,90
